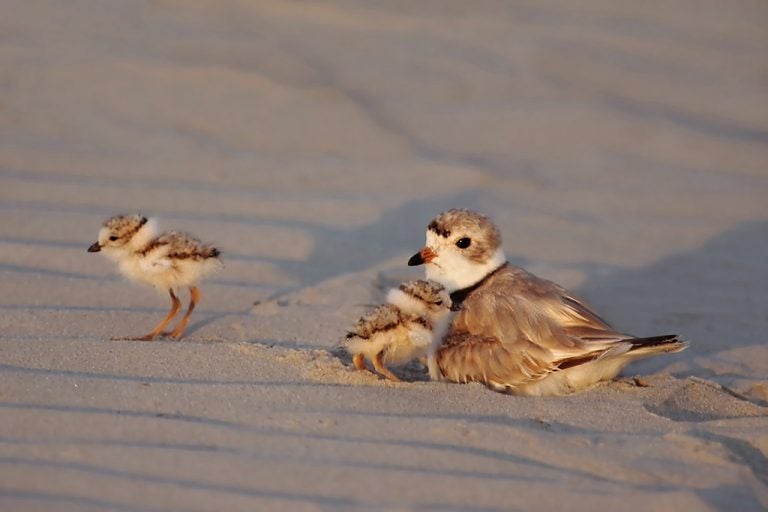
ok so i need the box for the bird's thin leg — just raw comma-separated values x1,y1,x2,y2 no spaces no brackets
168,286,200,340
352,354,367,372
114,289,181,341
372,352,401,382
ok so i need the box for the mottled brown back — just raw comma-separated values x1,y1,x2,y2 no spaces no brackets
142,231,220,260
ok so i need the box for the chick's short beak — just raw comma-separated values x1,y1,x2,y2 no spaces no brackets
87,242,101,253
407,246,436,266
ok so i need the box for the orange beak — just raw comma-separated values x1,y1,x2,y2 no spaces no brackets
407,247,437,266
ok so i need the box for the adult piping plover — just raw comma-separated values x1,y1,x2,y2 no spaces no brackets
343,280,453,382
408,208,687,396
87,214,222,341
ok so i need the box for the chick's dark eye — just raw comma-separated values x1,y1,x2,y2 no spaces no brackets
455,237,471,249
435,300,443,306
108,235,118,241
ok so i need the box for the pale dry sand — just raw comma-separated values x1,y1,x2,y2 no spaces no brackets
1,1,767,511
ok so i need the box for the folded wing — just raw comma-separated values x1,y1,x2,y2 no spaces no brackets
436,267,631,389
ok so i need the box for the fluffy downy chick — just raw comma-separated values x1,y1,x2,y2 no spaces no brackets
343,280,453,382
87,214,222,341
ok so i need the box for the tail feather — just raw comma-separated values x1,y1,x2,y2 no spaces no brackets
556,334,687,371
627,334,687,354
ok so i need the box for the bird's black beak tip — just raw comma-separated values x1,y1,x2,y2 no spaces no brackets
87,242,101,253
407,252,424,266
450,302,463,312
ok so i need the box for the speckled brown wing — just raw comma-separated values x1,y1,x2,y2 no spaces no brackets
346,304,403,340
436,265,629,387
159,231,220,260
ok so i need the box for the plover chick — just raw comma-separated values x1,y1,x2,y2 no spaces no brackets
408,208,687,396
87,214,222,341
343,280,453,382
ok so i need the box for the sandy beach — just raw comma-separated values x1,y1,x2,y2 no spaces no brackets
1,1,767,510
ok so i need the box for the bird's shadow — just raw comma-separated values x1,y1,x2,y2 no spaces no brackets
181,188,496,337
572,219,768,376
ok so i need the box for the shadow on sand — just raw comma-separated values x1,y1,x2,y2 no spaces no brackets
574,219,767,375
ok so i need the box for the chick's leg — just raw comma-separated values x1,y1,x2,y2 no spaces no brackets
168,286,200,340
352,353,367,371
116,289,181,341
372,351,401,382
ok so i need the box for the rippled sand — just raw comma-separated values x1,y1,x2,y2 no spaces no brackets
1,1,767,510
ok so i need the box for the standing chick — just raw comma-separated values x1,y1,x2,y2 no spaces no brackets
343,280,453,382
87,214,222,341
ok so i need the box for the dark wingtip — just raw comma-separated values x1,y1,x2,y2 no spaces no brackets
87,242,101,253
407,252,424,266
629,334,681,347
628,334,688,353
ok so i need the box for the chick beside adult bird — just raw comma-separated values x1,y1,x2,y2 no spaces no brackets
343,279,453,382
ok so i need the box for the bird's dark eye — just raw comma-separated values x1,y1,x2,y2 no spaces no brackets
435,300,443,306
109,235,119,241
455,237,471,249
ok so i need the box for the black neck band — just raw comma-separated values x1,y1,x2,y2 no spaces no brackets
449,262,508,311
